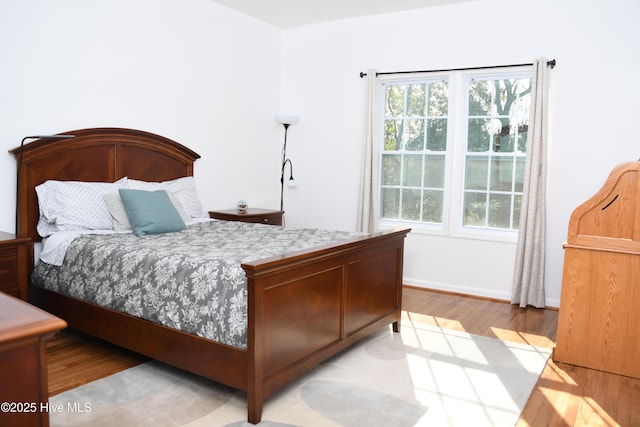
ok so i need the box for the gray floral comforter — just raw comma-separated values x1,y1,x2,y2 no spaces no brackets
31,220,360,349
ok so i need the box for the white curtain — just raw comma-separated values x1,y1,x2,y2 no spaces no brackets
511,58,551,308
356,70,380,233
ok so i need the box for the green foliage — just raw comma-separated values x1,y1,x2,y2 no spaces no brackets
380,74,530,230
467,77,531,153
384,81,449,152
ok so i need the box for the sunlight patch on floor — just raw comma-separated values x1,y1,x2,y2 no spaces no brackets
489,326,555,348
538,385,618,427
399,322,545,427
402,311,466,332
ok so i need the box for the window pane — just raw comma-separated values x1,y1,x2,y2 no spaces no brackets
424,155,445,188
514,157,525,192
423,190,443,223
382,155,401,185
517,123,528,152
384,119,402,151
403,155,423,187
496,78,532,152
404,118,425,150
381,188,400,219
462,75,530,231
512,194,522,229
463,192,486,227
493,119,513,152
511,79,532,114
406,84,426,116
465,156,488,190
385,85,405,117
488,193,512,228
426,119,447,151
401,189,421,220
428,82,448,116
490,157,514,192
494,117,531,153
467,118,491,152
468,80,491,116
380,80,448,226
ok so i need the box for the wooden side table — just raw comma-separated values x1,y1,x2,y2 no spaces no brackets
209,208,284,226
0,293,67,427
0,231,33,301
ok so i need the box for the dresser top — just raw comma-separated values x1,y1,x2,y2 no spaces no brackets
0,293,66,343
0,231,31,245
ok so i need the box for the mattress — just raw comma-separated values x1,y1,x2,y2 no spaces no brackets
31,220,360,349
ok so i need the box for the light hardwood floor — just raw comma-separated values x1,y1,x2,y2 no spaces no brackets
46,286,640,426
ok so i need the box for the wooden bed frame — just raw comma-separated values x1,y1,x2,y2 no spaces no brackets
12,127,410,424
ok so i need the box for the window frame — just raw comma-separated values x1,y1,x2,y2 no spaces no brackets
377,66,533,243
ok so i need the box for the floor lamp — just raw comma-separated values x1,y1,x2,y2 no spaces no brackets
277,113,299,213
15,134,75,235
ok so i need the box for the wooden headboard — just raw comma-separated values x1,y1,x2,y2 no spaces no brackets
10,128,201,241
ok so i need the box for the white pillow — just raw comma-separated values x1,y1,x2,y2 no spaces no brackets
35,178,128,236
104,191,192,231
128,176,204,218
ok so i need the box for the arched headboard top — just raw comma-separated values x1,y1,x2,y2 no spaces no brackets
11,127,201,241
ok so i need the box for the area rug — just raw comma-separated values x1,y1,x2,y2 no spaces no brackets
49,321,551,427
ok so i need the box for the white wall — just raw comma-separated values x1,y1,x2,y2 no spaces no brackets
279,0,640,306
2,0,638,308
0,0,284,230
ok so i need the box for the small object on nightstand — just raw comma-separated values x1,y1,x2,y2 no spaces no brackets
237,200,248,212
0,231,33,301
209,208,284,226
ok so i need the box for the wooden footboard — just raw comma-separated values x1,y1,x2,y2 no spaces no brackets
29,227,408,424
242,227,409,423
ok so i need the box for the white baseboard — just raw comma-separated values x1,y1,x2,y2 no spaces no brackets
403,276,560,308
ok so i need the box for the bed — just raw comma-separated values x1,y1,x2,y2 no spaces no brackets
12,127,410,424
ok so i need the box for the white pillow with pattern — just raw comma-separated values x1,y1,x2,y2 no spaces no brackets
35,177,128,236
128,176,204,218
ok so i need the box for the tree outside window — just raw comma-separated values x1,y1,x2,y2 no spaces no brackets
379,69,532,235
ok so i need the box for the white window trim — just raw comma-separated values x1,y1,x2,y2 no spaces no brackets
377,66,532,244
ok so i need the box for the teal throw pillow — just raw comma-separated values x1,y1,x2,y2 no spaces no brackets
118,189,187,236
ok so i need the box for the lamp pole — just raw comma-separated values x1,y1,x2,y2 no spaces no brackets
280,123,291,212
15,134,75,235
276,114,299,215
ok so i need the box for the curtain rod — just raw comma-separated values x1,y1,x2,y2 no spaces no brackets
359,59,556,78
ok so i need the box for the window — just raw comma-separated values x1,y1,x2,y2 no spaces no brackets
381,80,449,224
379,68,532,237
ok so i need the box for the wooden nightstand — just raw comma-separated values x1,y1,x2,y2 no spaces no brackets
0,231,33,301
0,292,66,427
209,208,284,226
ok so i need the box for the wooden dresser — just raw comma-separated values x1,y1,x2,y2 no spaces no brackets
0,231,32,301
553,161,640,379
0,293,67,426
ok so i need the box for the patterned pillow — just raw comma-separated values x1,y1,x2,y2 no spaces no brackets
104,191,191,231
118,189,187,236
128,176,204,218
35,178,128,236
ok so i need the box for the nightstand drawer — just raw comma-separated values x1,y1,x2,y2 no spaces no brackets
242,215,282,226
209,208,284,226
0,249,19,296
0,232,32,301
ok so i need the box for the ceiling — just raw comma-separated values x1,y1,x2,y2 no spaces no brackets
208,0,477,29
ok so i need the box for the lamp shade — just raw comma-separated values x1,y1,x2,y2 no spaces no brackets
276,113,299,126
